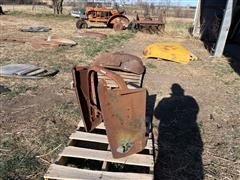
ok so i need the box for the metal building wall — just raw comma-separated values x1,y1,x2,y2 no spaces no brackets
200,0,227,50
195,0,240,57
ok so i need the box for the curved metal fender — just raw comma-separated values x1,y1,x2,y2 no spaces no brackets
143,42,197,64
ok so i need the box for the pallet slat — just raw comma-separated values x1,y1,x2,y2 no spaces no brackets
108,71,143,77
99,78,141,85
103,82,140,89
44,164,153,180
60,146,154,167
69,131,152,150
98,74,141,81
78,121,105,130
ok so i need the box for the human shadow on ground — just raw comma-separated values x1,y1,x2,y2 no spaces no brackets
154,84,203,180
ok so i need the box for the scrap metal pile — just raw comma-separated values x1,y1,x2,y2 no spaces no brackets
71,45,196,159
0,64,59,79
72,53,150,158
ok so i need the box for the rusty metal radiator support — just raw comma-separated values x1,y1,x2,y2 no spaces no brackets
72,65,148,158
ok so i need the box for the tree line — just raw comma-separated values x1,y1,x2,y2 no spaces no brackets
0,0,64,15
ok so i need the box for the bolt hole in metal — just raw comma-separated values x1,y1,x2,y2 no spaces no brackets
117,141,134,154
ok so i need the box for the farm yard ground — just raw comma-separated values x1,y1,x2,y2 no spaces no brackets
0,5,240,179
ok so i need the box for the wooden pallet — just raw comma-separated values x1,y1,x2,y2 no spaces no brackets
44,121,154,180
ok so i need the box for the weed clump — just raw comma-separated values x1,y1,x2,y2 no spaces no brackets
81,32,135,57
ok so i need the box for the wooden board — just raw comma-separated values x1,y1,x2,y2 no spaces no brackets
60,146,154,167
45,164,153,180
98,75,141,81
69,131,153,150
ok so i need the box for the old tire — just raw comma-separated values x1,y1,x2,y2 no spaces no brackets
76,20,88,29
113,22,124,32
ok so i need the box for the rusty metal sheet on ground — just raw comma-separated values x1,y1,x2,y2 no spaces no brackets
20,25,51,32
75,30,107,40
0,36,77,49
31,36,77,49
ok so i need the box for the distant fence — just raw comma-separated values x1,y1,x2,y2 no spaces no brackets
125,5,195,19
0,1,196,19
166,8,195,18
0,0,32,4
0,0,48,5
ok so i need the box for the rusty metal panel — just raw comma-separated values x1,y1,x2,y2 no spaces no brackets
143,43,197,64
97,69,148,158
72,66,102,132
93,52,145,75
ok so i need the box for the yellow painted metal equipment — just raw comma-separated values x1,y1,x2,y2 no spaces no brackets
143,43,197,64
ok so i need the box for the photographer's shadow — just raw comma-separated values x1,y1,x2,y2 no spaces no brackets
154,84,203,180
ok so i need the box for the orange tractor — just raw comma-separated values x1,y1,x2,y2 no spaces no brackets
76,7,129,31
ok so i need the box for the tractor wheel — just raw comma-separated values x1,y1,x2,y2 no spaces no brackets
113,22,124,32
109,16,129,30
76,20,88,29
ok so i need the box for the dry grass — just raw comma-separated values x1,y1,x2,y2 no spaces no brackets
2,4,72,15
165,17,192,37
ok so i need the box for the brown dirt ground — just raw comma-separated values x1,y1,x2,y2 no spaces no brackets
0,5,240,180
117,34,240,179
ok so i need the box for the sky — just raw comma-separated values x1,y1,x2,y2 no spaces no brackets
66,0,198,7
125,0,198,6
95,0,198,7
